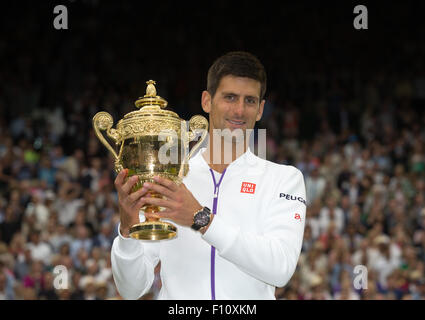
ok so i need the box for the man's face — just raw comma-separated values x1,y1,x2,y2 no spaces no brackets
202,75,265,138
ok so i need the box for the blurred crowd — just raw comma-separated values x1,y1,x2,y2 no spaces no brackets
1,2,424,300
271,89,425,300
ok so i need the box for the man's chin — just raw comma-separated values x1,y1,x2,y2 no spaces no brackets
223,134,244,143
222,128,246,143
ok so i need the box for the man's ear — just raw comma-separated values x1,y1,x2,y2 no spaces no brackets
201,90,212,114
256,99,266,121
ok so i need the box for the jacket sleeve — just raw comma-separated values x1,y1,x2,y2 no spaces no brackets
201,167,306,287
111,224,160,299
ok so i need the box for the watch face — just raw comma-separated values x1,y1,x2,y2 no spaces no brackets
194,211,210,227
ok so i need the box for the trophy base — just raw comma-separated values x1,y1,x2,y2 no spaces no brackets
129,221,177,240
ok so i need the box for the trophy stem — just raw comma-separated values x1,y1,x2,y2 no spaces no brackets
129,190,177,240
144,197,160,222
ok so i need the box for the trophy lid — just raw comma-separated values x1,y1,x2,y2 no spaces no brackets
116,80,182,140
121,80,180,121
135,80,168,109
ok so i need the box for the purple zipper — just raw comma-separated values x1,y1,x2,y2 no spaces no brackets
209,168,227,300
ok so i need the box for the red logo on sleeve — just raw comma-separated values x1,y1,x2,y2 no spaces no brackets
294,213,302,221
240,182,256,194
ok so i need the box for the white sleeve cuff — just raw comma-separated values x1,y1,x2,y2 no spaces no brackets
115,223,144,258
201,215,239,253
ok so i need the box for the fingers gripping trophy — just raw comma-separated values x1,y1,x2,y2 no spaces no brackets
92,80,208,240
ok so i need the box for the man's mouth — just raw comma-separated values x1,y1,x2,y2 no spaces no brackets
226,119,246,126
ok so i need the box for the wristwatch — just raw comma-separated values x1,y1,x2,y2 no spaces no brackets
191,207,212,231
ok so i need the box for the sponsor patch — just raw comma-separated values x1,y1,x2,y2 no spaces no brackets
241,182,256,194
279,193,306,205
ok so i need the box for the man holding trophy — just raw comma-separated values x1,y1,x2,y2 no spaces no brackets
98,52,306,299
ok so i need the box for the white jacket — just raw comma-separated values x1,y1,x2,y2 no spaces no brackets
111,148,306,300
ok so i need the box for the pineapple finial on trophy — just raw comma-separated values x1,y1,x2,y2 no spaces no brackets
146,80,157,96
135,79,168,109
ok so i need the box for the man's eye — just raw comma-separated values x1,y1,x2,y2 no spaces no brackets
225,95,235,101
246,98,257,104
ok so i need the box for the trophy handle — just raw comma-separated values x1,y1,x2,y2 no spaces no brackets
187,115,209,160
178,115,208,178
92,111,123,172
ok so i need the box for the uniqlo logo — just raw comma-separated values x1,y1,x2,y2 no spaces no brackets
240,182,256,194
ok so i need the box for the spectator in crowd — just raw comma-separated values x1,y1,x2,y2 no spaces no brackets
38,272,59,300
0,261,15,300
305,166,326,206
318,195,345,235
26,230,52,266
69,226,93,262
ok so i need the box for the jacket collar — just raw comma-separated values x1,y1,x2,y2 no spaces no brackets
190,147,260,175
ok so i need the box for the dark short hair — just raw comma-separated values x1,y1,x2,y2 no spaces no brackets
207,51,267,100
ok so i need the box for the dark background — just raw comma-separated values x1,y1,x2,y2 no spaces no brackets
1,1,424,151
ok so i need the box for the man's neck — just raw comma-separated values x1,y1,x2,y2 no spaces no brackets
202,138,247,173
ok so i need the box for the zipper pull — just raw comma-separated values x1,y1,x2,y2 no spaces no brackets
214,188,218,199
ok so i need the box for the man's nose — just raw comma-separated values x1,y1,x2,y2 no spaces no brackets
232,99,245,118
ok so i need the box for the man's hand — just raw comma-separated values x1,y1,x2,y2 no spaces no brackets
142,176,202,228
114,169,149,238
